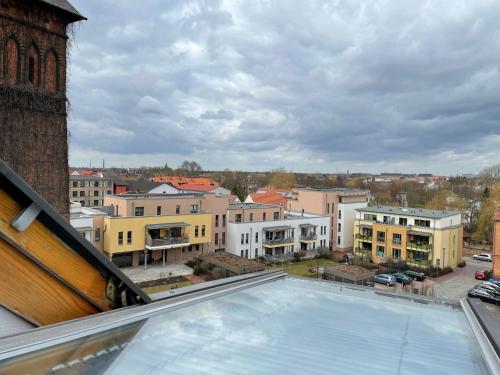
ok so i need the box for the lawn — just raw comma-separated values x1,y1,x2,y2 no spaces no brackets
267,259,336,278
142,280,193,294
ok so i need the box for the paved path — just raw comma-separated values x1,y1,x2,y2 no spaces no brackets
184,274,206,284
121,263,193,283
432,256,492,300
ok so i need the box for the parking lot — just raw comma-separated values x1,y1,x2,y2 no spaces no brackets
374,256,493,300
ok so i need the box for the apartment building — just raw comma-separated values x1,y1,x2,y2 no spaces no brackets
354,206,463,269
69,175,114,207
288,188,368,253
493,213,500,279
227,203,329,260
69,202,107,251
104,193,229,259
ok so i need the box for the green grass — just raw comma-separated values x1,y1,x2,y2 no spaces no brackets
142,280,193,294
266,259,336,278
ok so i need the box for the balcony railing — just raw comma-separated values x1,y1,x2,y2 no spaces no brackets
147,236,189,248
407,242,432,252
354,247,372,257
263,238,294,246
355,234,372,242
376,237,386,243
300,234,317,241
393,239,402,245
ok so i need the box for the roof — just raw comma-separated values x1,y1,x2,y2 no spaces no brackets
0,274,494,374
37,0,86,22
495,213,500,221
125,180,163,193
152,176,221,189
356,205,462,219
0,159,150,327
69,174,113,181
228,195,239,204
177,183,218,192
198,252,265,275
109,193,203,200
229,202,282,210
249,191,287,206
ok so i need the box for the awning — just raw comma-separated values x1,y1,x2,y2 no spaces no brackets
408,231,431,237
263,226,290,232
146,222,190,230
299,223,317,228
360,224,372,229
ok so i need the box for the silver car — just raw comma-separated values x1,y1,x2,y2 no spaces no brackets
473,253,492,262
374,274,397,286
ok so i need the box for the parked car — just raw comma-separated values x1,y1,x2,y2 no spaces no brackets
472,253,492,262
392,272,411,284
479,281,500,294
374,274,397,286
404,270,426,281
468,288,500,305
475,270,491,280
474,283,500,297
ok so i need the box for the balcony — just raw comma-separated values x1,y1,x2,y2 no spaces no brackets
146,236,189,250
263,238,294,247
355,234,372,242
406,258,431,268
300,234,317,242
354,247,372,257
406,242,432,252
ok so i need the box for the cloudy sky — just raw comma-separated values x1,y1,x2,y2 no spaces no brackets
68,0,500,174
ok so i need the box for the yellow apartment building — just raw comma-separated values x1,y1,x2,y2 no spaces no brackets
354,206,463,269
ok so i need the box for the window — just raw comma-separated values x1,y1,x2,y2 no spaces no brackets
241,234,244,245
245,249,249,258
331,217,334,226
393,233,402,245
107,190,112,195
134,207,144,216
72,191,78,197
215,233,219,245
196,244,200,251
274,212,279,220
235,214,242,223
364,214,377,221
339,197,342,203
241,250,244,257
80,191,85,197
223,214,226,226
94,181,99,187
327,203,330,213
245,233,249,244
79,181,85,188
93,191,99,197
255,248,258,258
222,232,226,245
95,228,100,241
202,225,206,236
338,210,342,219
377,231,385,242
399,217,408,226
415,219,431,227
157,206,161,216
80,201,85,206
93,200,99,206
338,223,341,232
376,246,385,257
263,212,266,221
215,215,219,227
392,248,401,259
190,204,199,213
127,231,132,244
118,232,123,245
337,236,341,245
195,226,199,237
176,205,180,214
255,232,259,243
249,213,253,222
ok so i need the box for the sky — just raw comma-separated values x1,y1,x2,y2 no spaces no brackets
68,0,500,175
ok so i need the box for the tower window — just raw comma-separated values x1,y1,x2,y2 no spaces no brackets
28,57,35,85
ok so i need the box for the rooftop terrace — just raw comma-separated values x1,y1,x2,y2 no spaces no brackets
357,205,462,219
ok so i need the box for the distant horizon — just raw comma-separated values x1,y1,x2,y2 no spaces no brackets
68,0,500,175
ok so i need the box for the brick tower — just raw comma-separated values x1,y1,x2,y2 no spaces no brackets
0,0,85,216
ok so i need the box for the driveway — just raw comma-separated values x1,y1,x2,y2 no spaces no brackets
431,256,492,300
121,263,194,284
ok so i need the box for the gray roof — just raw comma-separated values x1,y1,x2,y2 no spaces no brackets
38,0,86,21
229,203,281,209
69,175,113,181
356,205,462,219
110,193,204,200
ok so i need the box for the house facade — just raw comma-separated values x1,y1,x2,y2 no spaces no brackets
288,188,369,253
69,174,114,207
226,203,329,260
354,206,463,269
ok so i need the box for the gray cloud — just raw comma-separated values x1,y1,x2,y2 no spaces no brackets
68,0,500,173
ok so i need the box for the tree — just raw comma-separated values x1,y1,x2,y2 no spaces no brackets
176,160,203,176
221,170,248,201
425,190,465,211
269,169,297,190
473,182,500,243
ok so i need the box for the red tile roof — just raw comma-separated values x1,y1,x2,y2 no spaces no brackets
152,176,220,189
250,192,287,206
177,183,218,192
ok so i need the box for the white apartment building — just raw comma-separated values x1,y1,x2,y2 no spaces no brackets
227,207,330,260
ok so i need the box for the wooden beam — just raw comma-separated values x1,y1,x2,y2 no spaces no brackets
0,189,111,312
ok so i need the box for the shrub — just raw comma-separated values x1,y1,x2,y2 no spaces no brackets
212,267,226,279
185,260,197,268
293,251,306,262
193,263,208,276
457,260,466,268
318,249,332,259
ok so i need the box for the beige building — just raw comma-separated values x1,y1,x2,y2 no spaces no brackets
288,188,369,253
69,175,114,207
354,206,463,269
